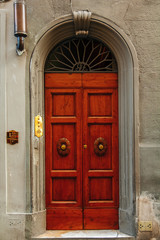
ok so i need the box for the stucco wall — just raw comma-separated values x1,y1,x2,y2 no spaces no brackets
0,0,160,239
0,1,26,240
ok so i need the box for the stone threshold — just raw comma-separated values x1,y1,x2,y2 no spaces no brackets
32,230,135,240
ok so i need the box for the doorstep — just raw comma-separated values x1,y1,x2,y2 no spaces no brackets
32,230,135,240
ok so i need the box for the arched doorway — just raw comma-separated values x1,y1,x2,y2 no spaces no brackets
44,38,119,230
29,14,139,236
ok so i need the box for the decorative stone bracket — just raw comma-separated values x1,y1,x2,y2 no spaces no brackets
73,10,92,36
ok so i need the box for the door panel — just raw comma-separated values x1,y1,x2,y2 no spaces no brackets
82,73,118,88
52,93,76,116
52,123,76,170
88,93,112,116
45,73,82,88
45,73,118,230
82,78,119,229
88,124,112,170
45,85,82,229
47,209,83,230
84,209,118,229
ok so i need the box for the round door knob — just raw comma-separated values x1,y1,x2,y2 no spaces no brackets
57,138,71,156
61,144,67,151
94,137,107,156
98,144,104,150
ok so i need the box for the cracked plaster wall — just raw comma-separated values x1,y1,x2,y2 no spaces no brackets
0,0,160,239
138,193,160,240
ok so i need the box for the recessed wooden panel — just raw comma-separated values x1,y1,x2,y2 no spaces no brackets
84,208,118,230
52,177,76,201
89,177,112,201
88,124,112,170
83,73,118,88
52,93,75,116
88,93,112,116
45,73,82,88
47,209,83,230
52,124,76,170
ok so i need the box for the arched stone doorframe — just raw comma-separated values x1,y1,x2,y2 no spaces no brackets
28,14,139,237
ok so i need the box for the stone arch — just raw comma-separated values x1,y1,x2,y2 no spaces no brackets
29,14,139,237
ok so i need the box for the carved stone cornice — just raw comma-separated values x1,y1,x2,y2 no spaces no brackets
73,10,92,36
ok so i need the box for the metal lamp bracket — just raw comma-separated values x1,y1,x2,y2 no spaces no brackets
14,0,27,56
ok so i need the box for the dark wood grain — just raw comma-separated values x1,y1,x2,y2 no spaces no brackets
82,74,119,229
45,73,82,88
45,73,119,230
45,79,82,229
84,208,118,229
47,209,83,230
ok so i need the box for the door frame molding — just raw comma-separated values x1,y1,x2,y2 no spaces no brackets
28,14,139,237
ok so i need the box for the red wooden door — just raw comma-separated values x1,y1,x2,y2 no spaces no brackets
45,73,119,230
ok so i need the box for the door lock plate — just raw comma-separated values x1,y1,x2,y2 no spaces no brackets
35,115,43,138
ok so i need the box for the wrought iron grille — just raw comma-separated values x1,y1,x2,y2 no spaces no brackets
45,38,117,72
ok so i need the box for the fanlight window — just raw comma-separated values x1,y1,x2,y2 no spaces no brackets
45,38,117,72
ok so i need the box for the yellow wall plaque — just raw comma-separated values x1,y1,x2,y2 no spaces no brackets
35,115,43,138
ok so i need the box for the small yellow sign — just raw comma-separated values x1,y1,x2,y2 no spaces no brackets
139,221,152,232
35,115,43,138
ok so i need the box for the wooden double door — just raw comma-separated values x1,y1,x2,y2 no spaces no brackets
45,73,119,230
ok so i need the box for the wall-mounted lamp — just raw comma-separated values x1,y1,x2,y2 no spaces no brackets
0,0,11,2
14,0,27,56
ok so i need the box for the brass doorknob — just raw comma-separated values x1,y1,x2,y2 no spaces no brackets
61,144,67,151
98,144,104,150
57,138,71,156
94,137,107,156
83,144,87,149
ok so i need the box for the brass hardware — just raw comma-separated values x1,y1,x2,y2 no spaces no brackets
57,138,71,156
61,144,67,151
139,221,152,232
94,137,107,156
35,115,43,138
98,144,104,150
83,144,87,149
7,130,19,145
